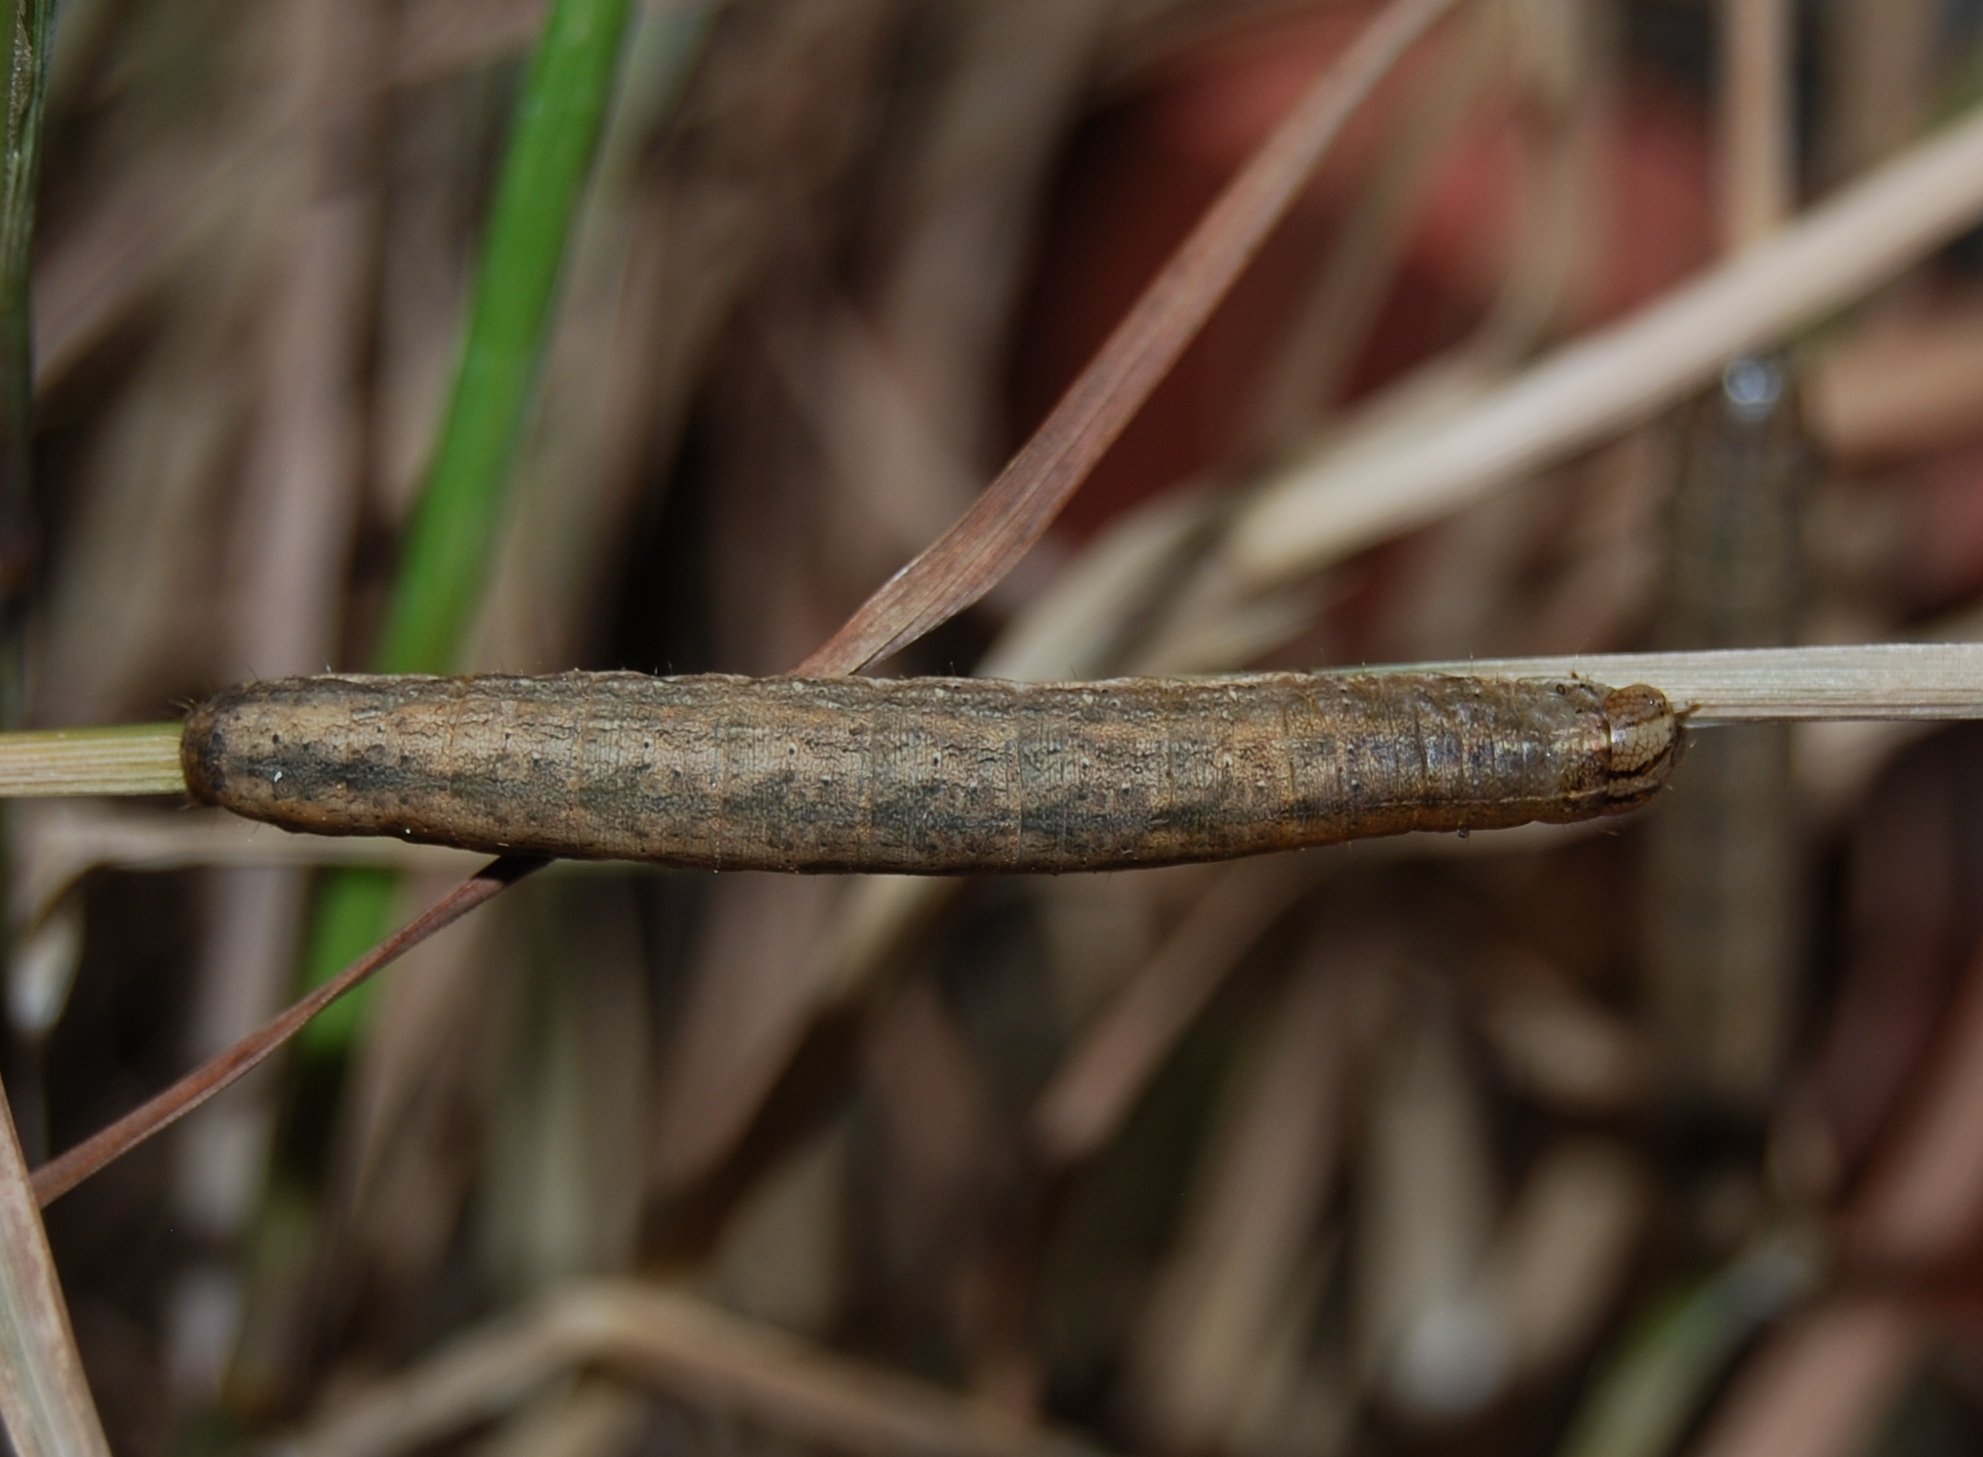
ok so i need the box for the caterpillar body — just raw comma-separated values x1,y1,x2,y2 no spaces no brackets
179,672,1678,874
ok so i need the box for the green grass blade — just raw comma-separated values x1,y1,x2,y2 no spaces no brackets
300,0,640,1048
375,0,638,676
1556,1238,1817,1457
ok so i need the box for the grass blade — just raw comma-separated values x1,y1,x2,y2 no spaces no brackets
31,856,543,1207
0,1076,108,1455
794,0,1467,677
375,0,638,677
0,4,112,1446
0,723,184,796
1414,643,1983,721
301,0,639,1048
0,0,52,600
1228,100,1983,583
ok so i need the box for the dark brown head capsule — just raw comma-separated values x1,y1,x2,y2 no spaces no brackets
1598,684,1680,811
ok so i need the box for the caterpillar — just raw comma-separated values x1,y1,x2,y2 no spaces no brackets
179,672,1678,874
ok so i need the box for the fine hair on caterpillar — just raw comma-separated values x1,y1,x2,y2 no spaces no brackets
179,671,1679,875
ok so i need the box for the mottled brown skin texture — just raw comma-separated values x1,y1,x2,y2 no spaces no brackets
180,673,1677,874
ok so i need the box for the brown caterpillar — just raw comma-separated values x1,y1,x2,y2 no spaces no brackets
178,672,1678,874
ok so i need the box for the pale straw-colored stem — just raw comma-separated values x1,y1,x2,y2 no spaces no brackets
4,643,1980,806
1719,0,1794,251
1398,643,1983,722
0,724,185,797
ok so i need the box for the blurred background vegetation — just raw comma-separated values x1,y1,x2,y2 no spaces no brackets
11,0,1983,1452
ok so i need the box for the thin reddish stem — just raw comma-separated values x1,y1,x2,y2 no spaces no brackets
794,0,1467,676
31,855,544,1206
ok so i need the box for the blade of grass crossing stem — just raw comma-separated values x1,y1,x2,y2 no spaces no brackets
299,0,637,1053
0,1077,109,1455
30,856,543,1208
793,0,1466,676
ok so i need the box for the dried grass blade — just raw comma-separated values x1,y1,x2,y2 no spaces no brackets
558,1285,1096,1457
1415,643,1983,721
1718,0,1795,251
1685,1298,1920,1457
1229,100,1983,583
0,0,112,1437
29,856,543,1207
0,723,185,796
1032,859,1315,1166
285,1280,1105,1457
0,1078,109,1455
794,0,1467,676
